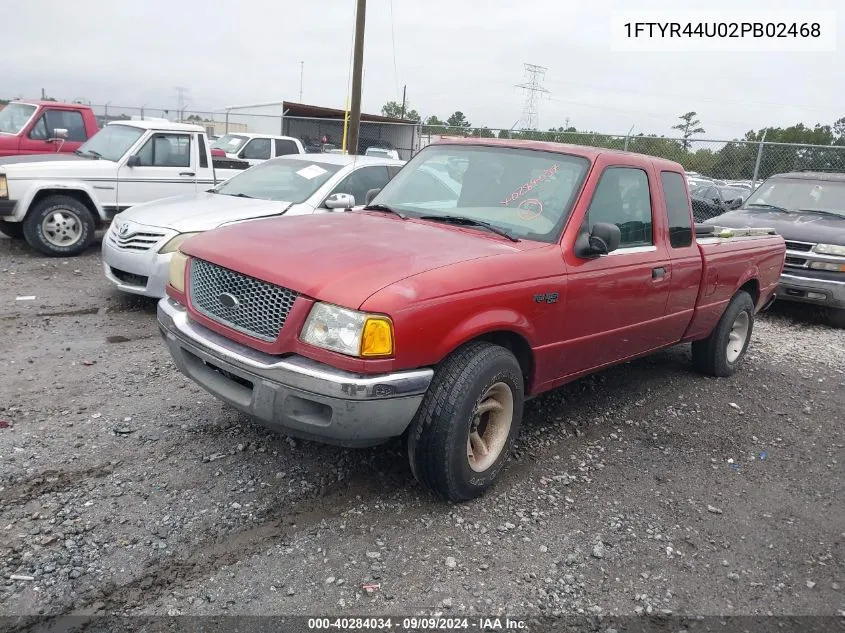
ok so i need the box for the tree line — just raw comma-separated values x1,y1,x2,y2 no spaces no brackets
384,101,845,181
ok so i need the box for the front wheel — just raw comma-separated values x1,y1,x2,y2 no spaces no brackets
407,342,524,502
691,290,754,377
23,195,96,257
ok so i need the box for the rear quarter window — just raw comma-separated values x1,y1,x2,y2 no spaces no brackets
661,171,693,248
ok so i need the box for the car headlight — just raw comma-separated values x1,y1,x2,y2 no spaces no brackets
813,243,845,256
0,174,7,199
168,251,189,292
159,232,202,254
300,302,394,358
809,261,845,272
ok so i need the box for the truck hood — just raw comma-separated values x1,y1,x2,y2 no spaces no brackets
180,212,534,309
0,158,116,178
117,192,298,233
707,208,845,246
0,153,87,166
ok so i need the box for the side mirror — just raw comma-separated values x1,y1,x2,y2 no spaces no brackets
729,197,743,210
50,128,69,140
126,155,142,168
574,222,622,258
365,188,381,205
324,192,355,210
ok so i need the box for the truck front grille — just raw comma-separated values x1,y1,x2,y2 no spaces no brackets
784,240,814,252
188,259,298,342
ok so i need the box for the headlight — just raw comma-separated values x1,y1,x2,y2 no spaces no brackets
0,174,7,199
300,303,394,358
809,261,845,272
159,232,202,254
813,243,845,256
168,251,189,292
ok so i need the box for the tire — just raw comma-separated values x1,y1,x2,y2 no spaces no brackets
407,341,524,502
827,308,845,329
22,195,96,257
0,221,24,239
691,290,754,377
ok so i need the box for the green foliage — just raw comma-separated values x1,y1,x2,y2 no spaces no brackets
446,111,471,128
672,111,706,150
381,101,420,121
470,127,494,138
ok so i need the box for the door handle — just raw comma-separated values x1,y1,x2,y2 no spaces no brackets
180,171,196,177
652,266,666,279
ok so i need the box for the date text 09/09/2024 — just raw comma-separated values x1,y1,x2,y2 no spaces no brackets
307,617,527,630
622,22,821,38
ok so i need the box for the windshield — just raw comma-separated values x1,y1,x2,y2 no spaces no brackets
77,125,145,161
369,145,590,243
0,103,37,134
213,157,343,202
745,178,845,217
720,187,746,200
212,134,249,153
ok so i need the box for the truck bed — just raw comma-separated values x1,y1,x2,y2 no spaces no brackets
683,228,786,341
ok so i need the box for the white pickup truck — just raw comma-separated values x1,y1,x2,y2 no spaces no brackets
211,133,305,166
0,120,248,256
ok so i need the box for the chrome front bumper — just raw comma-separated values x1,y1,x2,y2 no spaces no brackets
102,238,172,298
157,298,433,447
777,272,845,309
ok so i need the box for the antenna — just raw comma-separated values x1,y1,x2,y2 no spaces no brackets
515,63,550,131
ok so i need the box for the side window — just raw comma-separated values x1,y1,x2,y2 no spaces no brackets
44,110,87,141
387,165,403,179
329,166,390,206
274,139,300,156
660,171,693,248
242,138,271,160
586,167,653,247
28,115,49,140
135,134,192,167
197,133,208,168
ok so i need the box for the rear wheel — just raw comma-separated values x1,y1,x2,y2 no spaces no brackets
0,221,24,239
23,195,96,257
407,342,524,502
691,290,754,377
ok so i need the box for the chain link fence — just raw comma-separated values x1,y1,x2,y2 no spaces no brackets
420,126,845,186
89,104,421,160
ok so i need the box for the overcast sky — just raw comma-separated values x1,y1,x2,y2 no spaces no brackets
2,0,841,139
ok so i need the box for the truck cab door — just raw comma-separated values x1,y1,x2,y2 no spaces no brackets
559,163,674,375
19,108,90,155
116,132,198,209
238,138,272,166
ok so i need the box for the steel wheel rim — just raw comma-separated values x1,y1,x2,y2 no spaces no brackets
42,210,82,247
467,381,513,473
726,310,750,363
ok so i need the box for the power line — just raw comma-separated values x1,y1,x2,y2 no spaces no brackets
389,0,400,98
515,63,550,130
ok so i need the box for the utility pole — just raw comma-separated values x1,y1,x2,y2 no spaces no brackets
515,63,550,130
400,85,406,119
299,61,304,102
347,0,366,155
174,86,189,120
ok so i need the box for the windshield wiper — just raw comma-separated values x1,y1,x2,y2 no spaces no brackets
746,203,789,213
74,149,101,159
418,215,520,242
797,208,845,219
362,203,406,219
223,192,254,199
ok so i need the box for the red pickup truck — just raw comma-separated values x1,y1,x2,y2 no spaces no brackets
156,139,786,502
0,101,99,158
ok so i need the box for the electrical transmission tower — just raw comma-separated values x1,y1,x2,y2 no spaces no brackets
174,86,189,120
515,64,550,130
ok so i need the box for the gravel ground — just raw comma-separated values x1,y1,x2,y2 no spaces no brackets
1,235,843,627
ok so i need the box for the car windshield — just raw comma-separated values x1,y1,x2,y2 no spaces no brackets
720,187,746,200
745,178,845,217
212,134,249,153
76,125,145,161
369,144,591,243
213,157,343,202
0,103,37,134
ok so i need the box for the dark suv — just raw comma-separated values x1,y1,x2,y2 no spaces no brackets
703,170,845,328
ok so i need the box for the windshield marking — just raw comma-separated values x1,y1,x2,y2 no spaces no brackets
517,198,544,220
501,163,560,205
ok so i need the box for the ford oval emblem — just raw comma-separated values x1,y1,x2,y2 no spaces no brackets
218,292,240,310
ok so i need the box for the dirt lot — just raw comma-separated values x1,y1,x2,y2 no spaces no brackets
1,235,843,628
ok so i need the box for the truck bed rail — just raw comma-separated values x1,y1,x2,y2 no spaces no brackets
695,224,777,238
